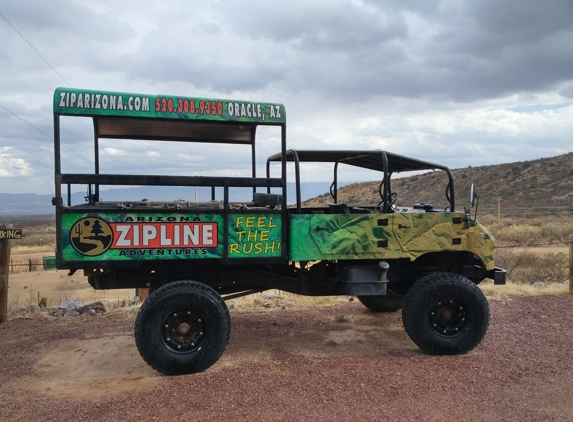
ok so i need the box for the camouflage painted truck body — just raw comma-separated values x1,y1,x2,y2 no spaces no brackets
289,211,495,265
58,208,498,294
53,88,505,375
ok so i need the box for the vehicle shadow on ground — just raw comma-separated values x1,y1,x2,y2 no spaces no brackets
218,301,426,369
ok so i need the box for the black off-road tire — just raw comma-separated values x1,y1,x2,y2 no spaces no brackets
357,290,404,312
402,272,490,355
134,280,231,375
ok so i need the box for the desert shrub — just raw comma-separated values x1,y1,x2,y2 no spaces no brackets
499,224,542,246
484,214,573,246
539,216,573,244
538,221,568,244
497,250,569,284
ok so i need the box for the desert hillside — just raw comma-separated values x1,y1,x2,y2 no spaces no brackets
303,152,573,215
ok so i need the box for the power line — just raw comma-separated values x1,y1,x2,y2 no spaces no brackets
1,102,169,176
0,103,100,169
496,211,572,216
124,139,166,175
480,206,572,210
0,14,166,176
0,12,99,168
0,103,52,140
0,12,72,88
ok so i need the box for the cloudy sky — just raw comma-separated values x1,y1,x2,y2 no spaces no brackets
1,0,572,195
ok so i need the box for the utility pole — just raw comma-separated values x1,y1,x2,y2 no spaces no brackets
0,224,12,323
569,234,573,295
0,224,22,323
497,197,502,230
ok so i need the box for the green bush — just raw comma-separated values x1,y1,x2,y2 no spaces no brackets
495,250,569,284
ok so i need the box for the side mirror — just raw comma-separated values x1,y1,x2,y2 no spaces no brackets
470,184,478,207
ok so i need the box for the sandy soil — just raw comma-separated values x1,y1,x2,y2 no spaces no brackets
1,293,573,421
7,267,135,309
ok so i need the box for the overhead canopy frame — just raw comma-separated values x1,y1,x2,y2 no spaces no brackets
53,87,287,204
266,149,455,213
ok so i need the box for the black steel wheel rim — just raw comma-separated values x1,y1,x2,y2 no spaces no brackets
162,309,205,353
429,297,467,337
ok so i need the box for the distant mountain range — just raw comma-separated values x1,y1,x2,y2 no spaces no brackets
0,182,349,216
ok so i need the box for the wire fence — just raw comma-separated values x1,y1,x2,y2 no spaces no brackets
9,257,56,273
495,242,570,249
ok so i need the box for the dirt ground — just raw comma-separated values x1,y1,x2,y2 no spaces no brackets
499,245,569,254
7,251,135,308
1,290,573,421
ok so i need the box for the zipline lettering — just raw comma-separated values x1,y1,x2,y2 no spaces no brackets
110,222,217,248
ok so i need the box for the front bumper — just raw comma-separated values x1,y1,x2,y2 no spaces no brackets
489,267,507,285
463,265,507,285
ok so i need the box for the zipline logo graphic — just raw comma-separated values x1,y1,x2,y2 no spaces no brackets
70,217,113,256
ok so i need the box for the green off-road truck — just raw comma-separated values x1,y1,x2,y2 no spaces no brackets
53,88,506,375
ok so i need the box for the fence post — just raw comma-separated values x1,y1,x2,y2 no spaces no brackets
0,224,12,323
136,288,149,302
569,234,573,295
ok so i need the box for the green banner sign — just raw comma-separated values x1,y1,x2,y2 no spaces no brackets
60,212,282,262
53,88,286,124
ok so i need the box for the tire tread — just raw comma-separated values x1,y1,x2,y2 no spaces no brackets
402,272,490,355
134,280,231,375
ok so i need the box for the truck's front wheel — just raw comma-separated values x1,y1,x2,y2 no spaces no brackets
402,272,489,355
134,280,231,375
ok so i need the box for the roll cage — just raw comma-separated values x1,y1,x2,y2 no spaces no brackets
266,149,455,213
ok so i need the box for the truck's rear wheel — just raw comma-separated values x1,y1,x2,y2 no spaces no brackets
357,290,404,312
134,280,231,375
402,272,489,355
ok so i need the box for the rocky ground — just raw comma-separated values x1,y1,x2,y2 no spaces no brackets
1,295,573,421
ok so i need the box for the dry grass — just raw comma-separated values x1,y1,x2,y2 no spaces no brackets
480,214,573,247
7,270,136,317
11,245,56,254
6,272,352,317
479,279,570,300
